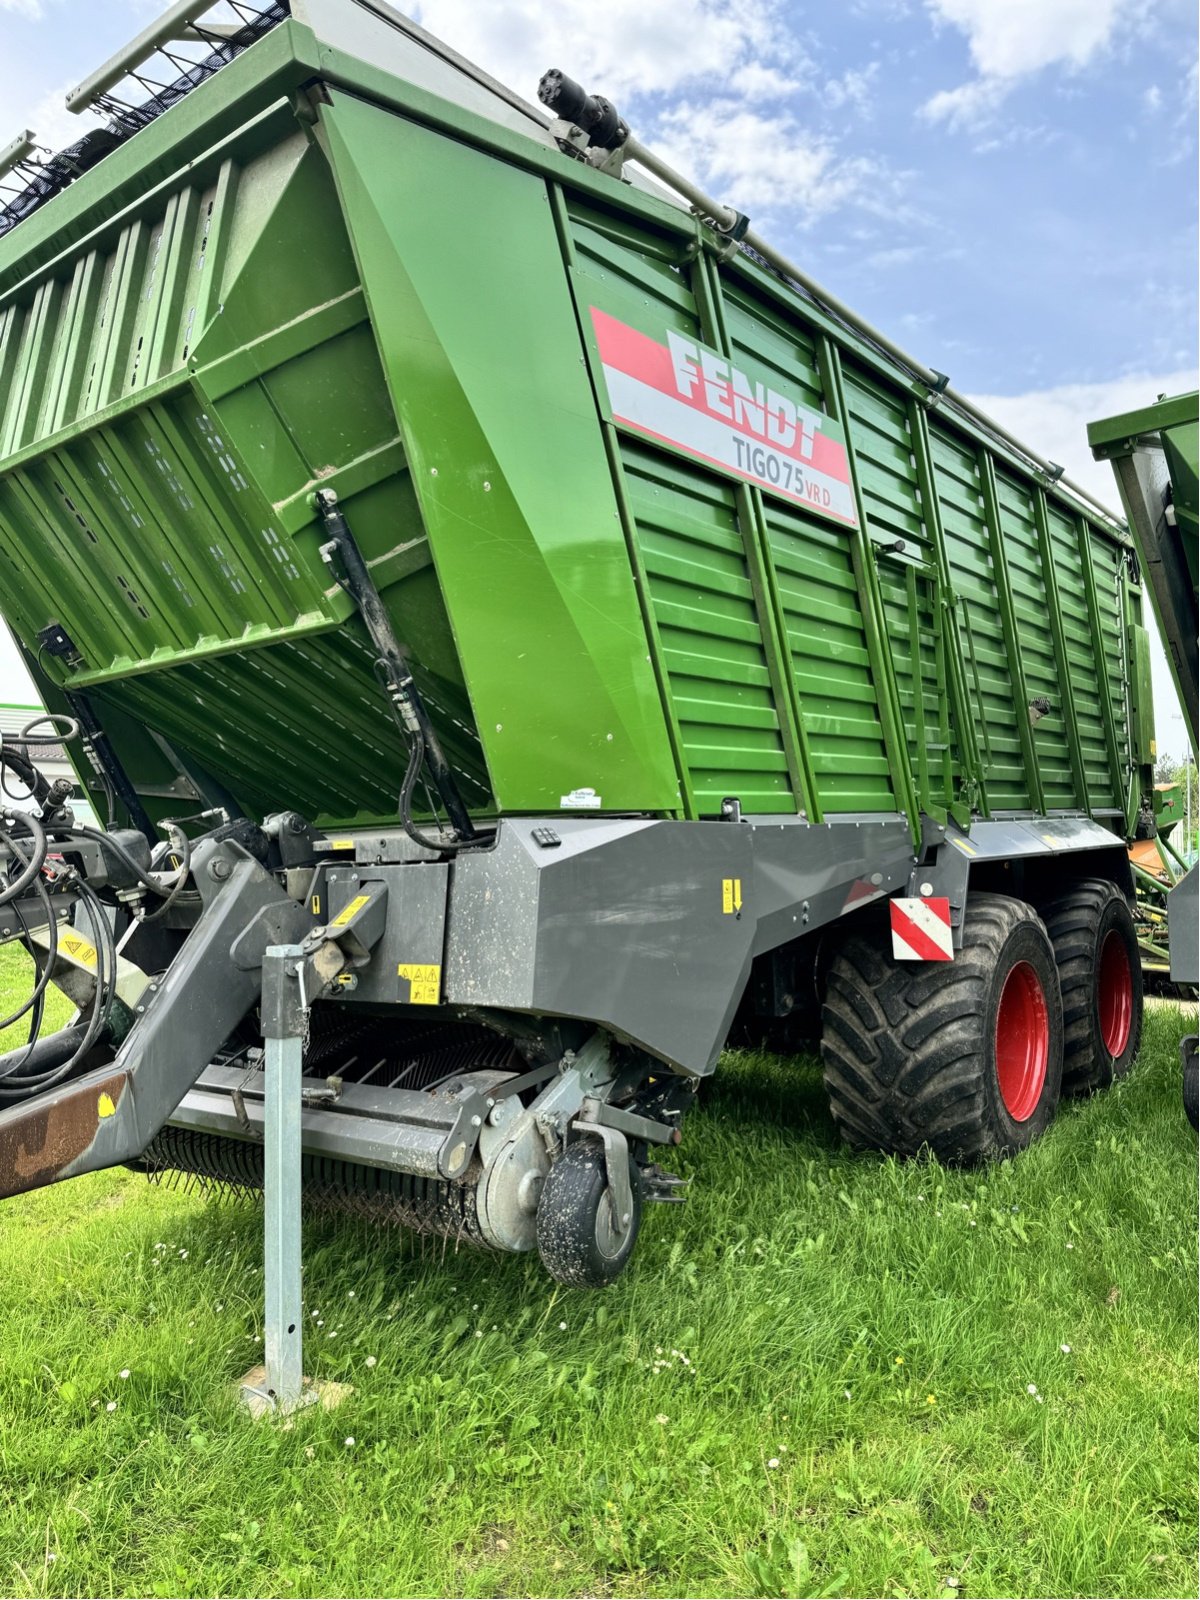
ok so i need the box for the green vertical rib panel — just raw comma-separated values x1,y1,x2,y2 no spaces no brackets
840,359,938,811
694,253,811,816
620,440,797,815
718,271,897,816
762,494,898,812
929,425,1026,806
1076,518,1129,812
990,467,1074,807
1044,502,1120,805
1033,487,1089,813
977,451,1044,811
908,397,986,819
819,338,919,837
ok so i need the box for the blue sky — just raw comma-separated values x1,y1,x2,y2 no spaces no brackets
0,0,1196,751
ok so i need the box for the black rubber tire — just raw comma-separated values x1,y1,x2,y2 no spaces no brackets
535,1139,642,1289
1040,879,1143,1095
821,892,1063,1164
1183,1038,1198,1133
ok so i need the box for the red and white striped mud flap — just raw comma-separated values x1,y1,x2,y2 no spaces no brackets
889,896,954,961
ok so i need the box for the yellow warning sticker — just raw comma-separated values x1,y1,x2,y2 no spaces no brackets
721,877,743,915
97,1092,115,1119
311,894,321,916
60,931,98,969
332,894,370,927
329,838,355,851
398,963,441,1004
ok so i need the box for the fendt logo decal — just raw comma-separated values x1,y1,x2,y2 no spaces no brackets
590,307,858,527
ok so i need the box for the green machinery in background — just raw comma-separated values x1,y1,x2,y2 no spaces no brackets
0,1,1166,1404
1089,389,1199,1125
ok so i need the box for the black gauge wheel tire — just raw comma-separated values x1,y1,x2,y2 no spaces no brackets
536,1138,642,1289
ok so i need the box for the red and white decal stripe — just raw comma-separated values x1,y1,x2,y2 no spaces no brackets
590,307,858,527
889,896,954,961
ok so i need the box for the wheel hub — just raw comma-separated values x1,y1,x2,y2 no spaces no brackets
995,960,1049,1122
1098,929,1133,1058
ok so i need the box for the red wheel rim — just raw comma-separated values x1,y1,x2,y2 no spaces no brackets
1098,929,1133,1058
995,961,1049,1122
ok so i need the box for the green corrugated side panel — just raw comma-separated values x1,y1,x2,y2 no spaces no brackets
567,194,902,818
720,287,896,812
1043,503,1122,809
317,94,680,815
841,363,941,799
565,200,798,816
621,444,796,814
1127,619,1155,768
927,424,1030,809
991,468,1078,809
1092,542,1133,775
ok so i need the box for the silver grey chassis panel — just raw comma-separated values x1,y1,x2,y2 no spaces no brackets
443,815,916,1075
310,813,1131,1080
159,812,1134,1177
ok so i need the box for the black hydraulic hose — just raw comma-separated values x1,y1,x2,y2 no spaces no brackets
55,825,174,897
0,882,114,1098
14,714,81,745
62,690,155,839
0,876,59,1034
0,745,52,807
314,488,481,846
0,814,47,904
0,1021,90,1083
139,828,193,923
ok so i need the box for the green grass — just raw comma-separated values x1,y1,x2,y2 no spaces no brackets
0,946,1196,1599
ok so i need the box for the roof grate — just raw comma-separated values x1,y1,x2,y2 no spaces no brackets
0,3,289,240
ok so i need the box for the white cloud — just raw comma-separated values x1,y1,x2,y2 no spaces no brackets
969,367,1198,752
824,61,880,113
0,1,44,17
412,1,895,223
410,0,803,104
654,100,889,221
968,368,1197,510
729,61,803,99
921,0,1144,127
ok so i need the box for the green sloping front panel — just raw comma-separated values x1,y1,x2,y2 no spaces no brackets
318,95,679,816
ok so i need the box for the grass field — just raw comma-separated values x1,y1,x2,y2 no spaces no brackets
0,946,1196,1600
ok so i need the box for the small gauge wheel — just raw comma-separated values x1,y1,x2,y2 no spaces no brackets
535,1138,642,1288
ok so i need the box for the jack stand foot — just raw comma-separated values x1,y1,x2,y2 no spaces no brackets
237,1364,352,1421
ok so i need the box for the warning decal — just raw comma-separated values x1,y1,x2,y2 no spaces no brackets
60,931,98,969
721,878,743,915
398,963,441,1005
332,894,370,928
889,897,953,962
590,307,858,527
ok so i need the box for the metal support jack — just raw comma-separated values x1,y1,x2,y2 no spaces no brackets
240,943,317,1418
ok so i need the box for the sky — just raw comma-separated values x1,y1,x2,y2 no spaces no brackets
0,0,1196,754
